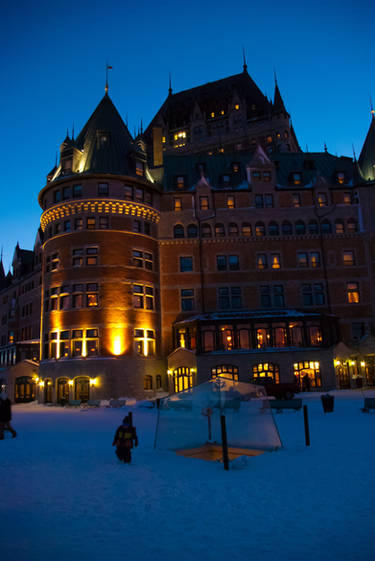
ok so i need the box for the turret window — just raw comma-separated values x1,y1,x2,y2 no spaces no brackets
317,193,328,207
87,217,95,229
136,161,144,176
72,184,82,198
63,187,71,200
98,183,109,196
54,190,61,203
99,216,109,229
132,250,153,270
133,285,154,310
86,284,99,307
64,220,71,232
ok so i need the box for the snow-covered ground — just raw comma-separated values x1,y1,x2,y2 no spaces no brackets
1,390,375,561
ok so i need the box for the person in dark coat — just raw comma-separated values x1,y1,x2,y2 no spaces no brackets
0,392,17,439
112,415,138,463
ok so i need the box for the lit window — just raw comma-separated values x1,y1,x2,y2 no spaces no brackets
255,222,265,237
292,193,301,207
124,185,133,199
86,247,98,266
242,223,251,236
347,219,358,233
317,193,328,207
347,282,360,303
309,252,320,268
343,192,352,205
266,135,273,144
135,187,144,202
232,162,240,173
134,329,155,356
337,172,345,184
176,176,185,189
226,195,235,209
135,161,144,176
211,365,239,381
99,216,109,229
335,220,345,234
263,172,272,182
343,251,355,266
228,223,238,236
215,224,225,237
72,248,83,267
86,283,99,307
174,198,182,211
200,196,209,211
257,254,267,270
271,254,281,269
210,112,215,118
75,218,83,230
252,171,261,181
292,172,302,185
234,104,240,110
87,217,95,230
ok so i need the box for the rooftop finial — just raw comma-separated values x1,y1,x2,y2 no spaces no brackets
324,142,328,153
273,67,277,85
105,62,113,94
242,46,247,73
140,119,143,135
168,73,172,96
72,122,75,141
352,143,357,161
0,246,3,263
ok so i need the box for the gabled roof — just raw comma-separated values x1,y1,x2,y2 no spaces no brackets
359,116,375,181
73,93,137,175
146,71,271,131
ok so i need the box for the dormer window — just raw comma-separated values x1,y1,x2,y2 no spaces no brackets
136,161,144,177
173,130,187,148
317,193,328,207
263,171,271,182
252,170,261,180
97,132,110,147
232,162,240,173
291,172,302,185
336,172,345,184
176,176,186,189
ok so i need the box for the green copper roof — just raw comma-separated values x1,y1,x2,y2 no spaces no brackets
359,116,375,181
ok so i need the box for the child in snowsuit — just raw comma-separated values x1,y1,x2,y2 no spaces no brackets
112,416,138,463
0,392,17,440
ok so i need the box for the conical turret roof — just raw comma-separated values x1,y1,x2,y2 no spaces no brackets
273,82,288,116
74,93,138,175
359,116,375,181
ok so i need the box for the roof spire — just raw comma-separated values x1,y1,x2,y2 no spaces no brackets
168,73,173,96
105,62,113,94
140,119,143,135
72,122,75,141
242,46,248,73
324,142,328,153
0,245,3,263
370,94,375,119
273,67,277,85
352,143,357,161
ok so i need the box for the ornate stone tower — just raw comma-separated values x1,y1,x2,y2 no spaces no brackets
38,92,164,401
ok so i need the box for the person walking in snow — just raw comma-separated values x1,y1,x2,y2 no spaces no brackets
112,415,138,463
0,392,17,439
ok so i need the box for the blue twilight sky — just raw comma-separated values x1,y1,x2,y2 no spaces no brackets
0,0,374,272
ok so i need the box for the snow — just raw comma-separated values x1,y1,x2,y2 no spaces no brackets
1,390,375,561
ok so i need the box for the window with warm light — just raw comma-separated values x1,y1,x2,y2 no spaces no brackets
343,192,352,205
200,196,209,211
242,223,252,236
174,197,182,211
86,284,99,307
134,329,155,356
347,282,360,303
335,220,345,234
347,219,358,233
257,254,267,270
171,366,192,393
86,247,98,266
271,254,281,269
211,365,239,381
343,250,355,266
317,193,328,207
226,195,235,209
292,193,301,207
87,217,96,230
135,161,144,176
133,285,154,309
252,363,280,383
215,223,225,237
291,172,302,185
293,361,322,388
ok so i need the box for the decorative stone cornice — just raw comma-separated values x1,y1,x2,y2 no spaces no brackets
40,199,160,231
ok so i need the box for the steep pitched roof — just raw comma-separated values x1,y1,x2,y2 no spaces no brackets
359,116,375,181
273,82,288,116
73,93,139,176
147,71,271,131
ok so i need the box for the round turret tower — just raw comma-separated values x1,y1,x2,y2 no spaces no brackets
38,93,164,402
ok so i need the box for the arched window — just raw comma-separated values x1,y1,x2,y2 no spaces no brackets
308,220,319,234
268,222,279,236
295,220,306,235
347,218,358,233
241,223,252,236
252,363,280,383
215,223,225,237
335,220,345,234
211,365,239,381
255,222,265,237
282,221,293,235
228,223,238,236
171,366,193,393
321,220,332,234
173,224,184,238
201,223,212,238
187,224,198,238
